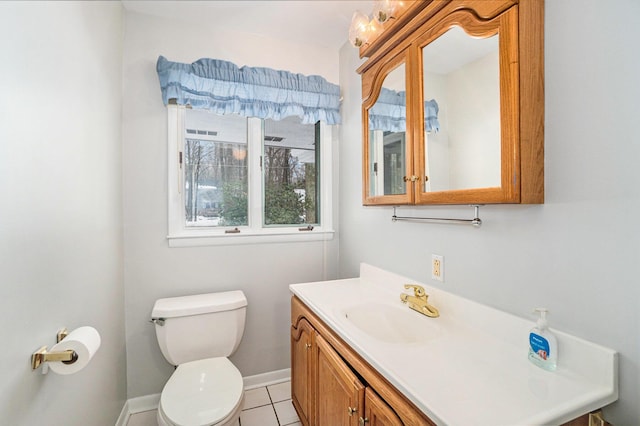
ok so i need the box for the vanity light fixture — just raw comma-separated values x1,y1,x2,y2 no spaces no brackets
349,1,401,47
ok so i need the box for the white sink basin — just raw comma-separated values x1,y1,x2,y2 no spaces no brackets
340,302,440,344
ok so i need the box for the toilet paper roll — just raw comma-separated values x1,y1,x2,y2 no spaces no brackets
48,326,101,375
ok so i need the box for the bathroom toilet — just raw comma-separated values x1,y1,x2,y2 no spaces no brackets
151,291,247,426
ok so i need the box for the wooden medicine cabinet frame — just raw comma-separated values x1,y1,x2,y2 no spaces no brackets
359,0,544,206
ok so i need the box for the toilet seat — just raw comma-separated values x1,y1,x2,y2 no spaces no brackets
159,357,244,426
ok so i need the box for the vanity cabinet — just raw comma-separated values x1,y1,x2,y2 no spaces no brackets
359,0,544,205
291,296,434,426
291,266,615,425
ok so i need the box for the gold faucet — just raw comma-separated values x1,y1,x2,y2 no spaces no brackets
400,284,440,318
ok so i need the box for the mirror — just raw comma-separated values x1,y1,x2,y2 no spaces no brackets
422,26,500,192
367,63,406,197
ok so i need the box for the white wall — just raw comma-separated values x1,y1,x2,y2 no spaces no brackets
122,11,341,398
338,0,640,424
0,2,126,425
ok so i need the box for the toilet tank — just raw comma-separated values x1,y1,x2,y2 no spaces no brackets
152,291,247,366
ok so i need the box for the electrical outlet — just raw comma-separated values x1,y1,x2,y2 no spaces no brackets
432,254,444,282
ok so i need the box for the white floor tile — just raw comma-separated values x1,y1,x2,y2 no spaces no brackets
274,400,300,426
267,381,291,403
126,410,157,426
243,386,272,410
240,404,279,426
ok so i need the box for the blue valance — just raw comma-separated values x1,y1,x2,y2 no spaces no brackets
368,88,439,133
156,56,341,125
369,88,407,133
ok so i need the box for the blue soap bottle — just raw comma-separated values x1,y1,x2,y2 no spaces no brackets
528,308,558,371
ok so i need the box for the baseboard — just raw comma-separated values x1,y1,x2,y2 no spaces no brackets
127,392,161,414
116,368,291,424
243,367,291,390
114,400,130,426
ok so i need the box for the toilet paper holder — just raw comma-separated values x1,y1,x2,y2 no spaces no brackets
31,328,78,370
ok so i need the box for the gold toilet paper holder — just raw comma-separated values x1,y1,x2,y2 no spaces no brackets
31,328,78,370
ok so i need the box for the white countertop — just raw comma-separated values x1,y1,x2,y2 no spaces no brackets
289,263,618,426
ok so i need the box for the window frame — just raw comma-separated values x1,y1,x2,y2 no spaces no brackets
167,105,334,247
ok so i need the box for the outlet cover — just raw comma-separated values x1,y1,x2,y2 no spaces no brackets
432,254,444,282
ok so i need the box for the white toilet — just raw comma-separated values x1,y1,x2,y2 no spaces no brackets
151,291,247,426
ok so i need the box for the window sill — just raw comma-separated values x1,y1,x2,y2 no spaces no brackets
167,228,335,248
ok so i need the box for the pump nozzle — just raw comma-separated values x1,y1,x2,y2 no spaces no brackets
533,308,549,330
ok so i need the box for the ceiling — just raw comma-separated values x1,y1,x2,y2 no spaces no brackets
123,1,498,75
122,0,366,51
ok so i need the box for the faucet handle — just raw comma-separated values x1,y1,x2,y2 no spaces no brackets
404,284,426,298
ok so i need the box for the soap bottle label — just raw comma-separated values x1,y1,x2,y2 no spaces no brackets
529,333,550,360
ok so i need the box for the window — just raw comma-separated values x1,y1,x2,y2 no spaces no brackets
167,105,333,246
183,111,248,227
263,117,320,226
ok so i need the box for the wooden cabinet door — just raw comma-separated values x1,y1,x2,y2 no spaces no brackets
316,334,365,426
363,387,403,426
291,318,315,426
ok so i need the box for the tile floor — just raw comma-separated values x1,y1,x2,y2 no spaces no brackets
126,380,300,426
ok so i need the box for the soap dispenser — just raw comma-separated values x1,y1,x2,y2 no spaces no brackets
528,308,557,371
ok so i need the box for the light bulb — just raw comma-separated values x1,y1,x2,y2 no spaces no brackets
373,0,397,23
349,10,370,47
367,17,383,38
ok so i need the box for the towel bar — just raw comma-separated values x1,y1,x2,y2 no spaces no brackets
392,205,482,227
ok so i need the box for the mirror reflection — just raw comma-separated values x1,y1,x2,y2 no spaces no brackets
368,63,406,196
423,26,500,192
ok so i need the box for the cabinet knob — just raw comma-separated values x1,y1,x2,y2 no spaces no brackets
359,417,370,425
348,406,357,416
305,343,312,349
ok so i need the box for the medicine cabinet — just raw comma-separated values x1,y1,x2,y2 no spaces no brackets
359,0,544,205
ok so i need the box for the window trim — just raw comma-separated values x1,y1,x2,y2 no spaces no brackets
167,105,334,247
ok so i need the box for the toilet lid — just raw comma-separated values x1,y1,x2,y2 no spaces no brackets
160,357,243,426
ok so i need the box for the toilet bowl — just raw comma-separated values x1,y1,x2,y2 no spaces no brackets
152,291,248,426
156,358,244,426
